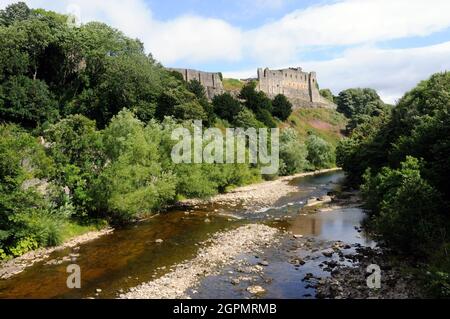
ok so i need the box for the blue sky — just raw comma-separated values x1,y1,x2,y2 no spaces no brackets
1,0,450,103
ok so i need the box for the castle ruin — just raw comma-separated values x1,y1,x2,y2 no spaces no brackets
257,67,335,109
167,66,335,109
167,68,224,100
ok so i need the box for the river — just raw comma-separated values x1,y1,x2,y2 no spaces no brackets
0,171,372,299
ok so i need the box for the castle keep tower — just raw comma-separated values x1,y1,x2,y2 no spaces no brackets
257,67,334,108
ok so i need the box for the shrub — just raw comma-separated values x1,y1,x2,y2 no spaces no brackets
212,93,242,123
362,157,447,257
272,94,293,121
279,128,308,176
306,134,334,170
233,108,264,129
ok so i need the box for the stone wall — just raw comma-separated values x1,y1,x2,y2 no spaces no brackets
257,67,335,109
167,68,224,100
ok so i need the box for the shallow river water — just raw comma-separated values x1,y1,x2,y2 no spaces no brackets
0,171,371,299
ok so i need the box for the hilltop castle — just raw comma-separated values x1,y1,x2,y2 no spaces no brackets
167,67,335,109
257,67,335,109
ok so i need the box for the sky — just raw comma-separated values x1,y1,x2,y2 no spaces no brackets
1,0,450,103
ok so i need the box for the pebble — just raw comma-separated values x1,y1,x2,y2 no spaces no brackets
247,285,266,295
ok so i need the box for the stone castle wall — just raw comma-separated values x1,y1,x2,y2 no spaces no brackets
168,66,335,109
167,68,224,100
257,67,335,109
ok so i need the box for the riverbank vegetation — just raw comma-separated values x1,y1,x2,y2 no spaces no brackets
0,2,340,260
336,72,450,297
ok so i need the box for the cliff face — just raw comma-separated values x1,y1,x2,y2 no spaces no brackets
167,68,224,100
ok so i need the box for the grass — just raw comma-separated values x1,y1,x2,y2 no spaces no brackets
223,78,245,91
286,108,347,147
60,220,107,242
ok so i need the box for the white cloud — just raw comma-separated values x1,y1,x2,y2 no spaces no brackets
226,41,450,103
2,0,450,101
0,0,242,65
304,42,450,103
246,0,450,62
3,0,450,66
148,16,242,64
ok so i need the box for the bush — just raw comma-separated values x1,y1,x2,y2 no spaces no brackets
212,92,242,123
306,134,334,170
362,157,447,257
233,108,264,129
272,94,293,121
97,110,177,223
0,124,70,255
279,128,308,176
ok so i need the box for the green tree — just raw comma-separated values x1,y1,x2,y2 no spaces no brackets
186,79,206,99
0,75,58,128
233,108,264,129
362,157,446,257
239,82,276,127
97,110,177,223
212,92,242,123
0,124,69,258
0,2,32,26
44,115,104,217
336,88,387,132
279,128,308,175
306,134,334,169
272,94,293,121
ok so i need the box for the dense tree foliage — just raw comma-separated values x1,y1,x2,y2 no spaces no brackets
239,82,277,127
212,92,242,123
336,88,388,132
336,72,450,297
279,128,308,176
272,94,293,121
306,134,335,170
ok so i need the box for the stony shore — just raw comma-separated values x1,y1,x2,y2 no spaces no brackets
0,228,113,280
315,245,424,299
182,168,341,210
312,192,425,299
120,224,280,299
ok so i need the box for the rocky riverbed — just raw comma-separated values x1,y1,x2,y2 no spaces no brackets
181,168,341,210
120,224,280,299
315,245,424,299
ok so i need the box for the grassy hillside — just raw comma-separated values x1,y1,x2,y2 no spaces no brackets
223,78,245,91
285,108,347,147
